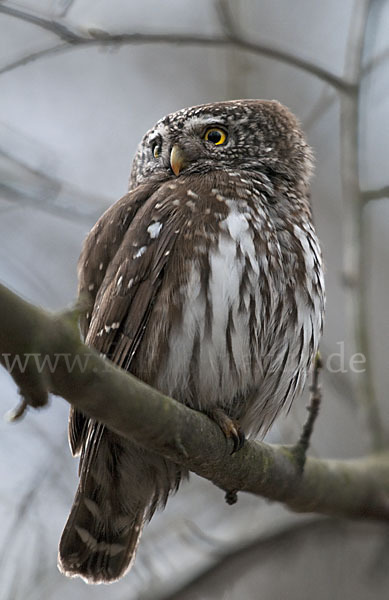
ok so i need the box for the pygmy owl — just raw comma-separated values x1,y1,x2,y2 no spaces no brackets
58,99,325,583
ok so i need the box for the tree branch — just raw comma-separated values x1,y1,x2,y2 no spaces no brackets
1,282,389,521
362,185,389,203
0,3,352,91
339,0,384,451
0,147,111,224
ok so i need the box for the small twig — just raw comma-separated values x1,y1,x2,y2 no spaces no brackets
0,4,81,42
57,0,76,18
363,47,389,79
302,87,337,132
0,42,69,76
362,185,389,203
292,353,323,472
215,0,239,40
0,147,110,223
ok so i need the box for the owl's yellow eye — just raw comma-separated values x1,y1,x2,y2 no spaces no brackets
204,127,227,146
153,144,161,159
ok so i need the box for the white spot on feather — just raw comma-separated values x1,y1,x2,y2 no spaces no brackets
186,200,196,210
147,222,162,238
133,246,147,259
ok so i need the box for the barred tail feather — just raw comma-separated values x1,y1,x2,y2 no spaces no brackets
58,476,146,583
59,420,183,583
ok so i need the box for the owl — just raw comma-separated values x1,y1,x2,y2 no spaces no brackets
58,99,325,583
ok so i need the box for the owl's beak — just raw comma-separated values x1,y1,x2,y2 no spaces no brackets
170,145,188,177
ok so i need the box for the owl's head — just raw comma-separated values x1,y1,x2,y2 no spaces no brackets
129,99,313,191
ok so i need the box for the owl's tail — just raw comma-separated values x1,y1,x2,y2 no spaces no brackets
58,425,180,583
58,478,145,583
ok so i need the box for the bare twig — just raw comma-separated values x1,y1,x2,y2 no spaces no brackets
339,0,384,451
0,4,352,91
293,354,323,471
362,185,389,203
302,87,337,132
215,0,239,39
1,283,389,521
363,47,389,80
0,42,69,76
57,0,76,18
0,148,111,223
0,4,81,42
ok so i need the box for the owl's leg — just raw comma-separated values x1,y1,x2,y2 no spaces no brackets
207,407,245,454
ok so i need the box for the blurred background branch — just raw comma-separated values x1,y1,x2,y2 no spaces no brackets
339,0,384,451
0,2,354,90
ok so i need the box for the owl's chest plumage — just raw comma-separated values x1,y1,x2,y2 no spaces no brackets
130,172,324,436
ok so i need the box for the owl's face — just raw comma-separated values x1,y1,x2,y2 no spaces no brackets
129,99,312,191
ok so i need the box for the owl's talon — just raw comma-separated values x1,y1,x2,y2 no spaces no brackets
4,398,28,422
235,427,246,453
208,408,245,454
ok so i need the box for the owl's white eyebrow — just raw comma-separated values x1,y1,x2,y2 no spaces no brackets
148,134,162,145
186,117,226,130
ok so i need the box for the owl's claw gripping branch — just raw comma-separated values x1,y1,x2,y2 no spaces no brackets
4,398,29,422
207,407,246,454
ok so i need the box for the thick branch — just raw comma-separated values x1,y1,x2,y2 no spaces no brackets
1,282,389,521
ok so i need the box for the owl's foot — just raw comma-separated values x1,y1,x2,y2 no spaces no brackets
208,407,245,454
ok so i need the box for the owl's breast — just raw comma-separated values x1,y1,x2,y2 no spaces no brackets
148,191,284,420
131,175,324,435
